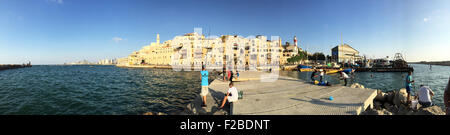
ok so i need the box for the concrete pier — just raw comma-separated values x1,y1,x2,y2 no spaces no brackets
186,71,377,115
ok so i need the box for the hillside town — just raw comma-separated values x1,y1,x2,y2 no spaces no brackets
116,30,370,71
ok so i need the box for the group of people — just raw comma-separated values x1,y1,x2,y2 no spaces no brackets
200,66,239,114
405,71,450,115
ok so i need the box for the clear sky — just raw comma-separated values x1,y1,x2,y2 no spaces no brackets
1,0,449,64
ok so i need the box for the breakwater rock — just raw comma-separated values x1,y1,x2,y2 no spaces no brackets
361,89,445,115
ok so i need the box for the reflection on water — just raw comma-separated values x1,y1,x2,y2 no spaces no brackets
279,64,450,108
0,65,203,115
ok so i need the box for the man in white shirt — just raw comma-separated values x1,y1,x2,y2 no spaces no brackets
416,85,435,107
319,69,325,82
219,82,239,114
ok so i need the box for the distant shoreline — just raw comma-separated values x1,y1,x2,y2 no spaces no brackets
409,61,450,66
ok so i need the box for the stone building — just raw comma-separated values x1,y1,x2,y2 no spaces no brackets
331,44,361,64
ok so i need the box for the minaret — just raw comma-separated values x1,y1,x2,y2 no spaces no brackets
157,33,160,44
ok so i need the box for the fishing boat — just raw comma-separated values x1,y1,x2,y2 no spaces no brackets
299,68,343,74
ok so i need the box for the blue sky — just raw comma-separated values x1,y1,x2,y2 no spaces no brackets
1,0,449,64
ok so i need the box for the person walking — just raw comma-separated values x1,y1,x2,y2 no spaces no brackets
200,66,209,107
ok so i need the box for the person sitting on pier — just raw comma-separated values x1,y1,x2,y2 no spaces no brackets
340,71,350,86
219,82,239,114
405,71,415,104
416,85,435,107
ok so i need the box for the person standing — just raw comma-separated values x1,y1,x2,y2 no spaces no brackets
340,71,350,86
230,71,234,82
319,69,325,82
200,66,209,107
444,77,450,115
219,82,239,115
405,71,415,104
227,70,231,81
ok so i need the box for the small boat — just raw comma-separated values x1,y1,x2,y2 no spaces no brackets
297,65,312,69
300,68,342,74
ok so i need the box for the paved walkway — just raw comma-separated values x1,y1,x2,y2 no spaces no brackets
188,71,377,115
